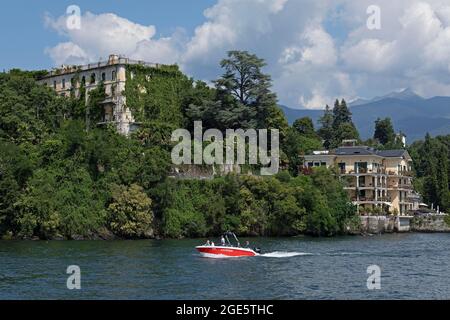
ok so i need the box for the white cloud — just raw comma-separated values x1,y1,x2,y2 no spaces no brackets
299,89,332,109
283,26,337,67
44,0,450,109
181,0,305,79
44,12,174,65
45,42,89,66
343,38,396,73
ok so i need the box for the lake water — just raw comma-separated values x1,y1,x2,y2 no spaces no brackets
0,233,449,299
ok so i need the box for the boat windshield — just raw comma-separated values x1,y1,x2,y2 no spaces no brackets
223,231,240,247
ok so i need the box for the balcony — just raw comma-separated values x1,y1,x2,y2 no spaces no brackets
342,178,388,189
407,193,421,201
387,170,414,177
344,168,387,176
388,184,413,190
352,197,392,203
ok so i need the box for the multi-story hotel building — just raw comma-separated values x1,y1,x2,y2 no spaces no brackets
37,54,160,135
303,142,420,215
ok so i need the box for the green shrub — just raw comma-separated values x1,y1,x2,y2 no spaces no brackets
108,184,154,238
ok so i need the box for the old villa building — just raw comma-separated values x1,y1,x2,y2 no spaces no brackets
37,54,159,135
303,141,420,216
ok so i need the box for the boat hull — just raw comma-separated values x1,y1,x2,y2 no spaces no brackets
196,246,257,258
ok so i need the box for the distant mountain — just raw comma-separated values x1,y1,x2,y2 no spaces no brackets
280,89,450,142
350,88,424,106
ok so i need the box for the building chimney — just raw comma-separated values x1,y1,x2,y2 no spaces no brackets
108,54,119,64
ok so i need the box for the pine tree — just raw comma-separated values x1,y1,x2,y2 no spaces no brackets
332,99,352,130
374,117,396,145
318,105,333,149
293,117,315,136
215,51,283,130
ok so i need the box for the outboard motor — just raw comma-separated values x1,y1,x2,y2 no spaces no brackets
253,247,261,254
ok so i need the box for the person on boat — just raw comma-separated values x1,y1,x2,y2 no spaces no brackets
205,240,211,246
220,236,226,246
211,241,215,246
245,241,250,248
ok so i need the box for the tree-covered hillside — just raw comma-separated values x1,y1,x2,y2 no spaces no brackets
0,52,360,239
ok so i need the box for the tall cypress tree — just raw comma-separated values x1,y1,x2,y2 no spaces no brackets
436,145,450,210
421,134,439,206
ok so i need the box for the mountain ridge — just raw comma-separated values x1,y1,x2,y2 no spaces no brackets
349,88,424,106
280,90,450,142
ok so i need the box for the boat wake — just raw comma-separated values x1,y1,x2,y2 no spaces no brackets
259,251,312,258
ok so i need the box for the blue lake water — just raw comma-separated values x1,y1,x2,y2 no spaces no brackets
0,233,449,299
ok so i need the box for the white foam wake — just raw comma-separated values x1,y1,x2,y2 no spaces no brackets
259,251,312,258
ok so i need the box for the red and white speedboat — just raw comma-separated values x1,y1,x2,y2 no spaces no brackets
196,245,259,258
196,232,261,258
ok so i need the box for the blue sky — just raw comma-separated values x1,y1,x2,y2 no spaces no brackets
1,0,450,109
0,0,215,70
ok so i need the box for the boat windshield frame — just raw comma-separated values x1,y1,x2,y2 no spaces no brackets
223,231,241,247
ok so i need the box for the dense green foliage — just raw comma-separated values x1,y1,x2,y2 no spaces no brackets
409,134,450,212
374,118,395,145
0,51,358,240
108,184,154,238
317,100,359,149
284,119,322,175
186,51,288,138
152,169,357,238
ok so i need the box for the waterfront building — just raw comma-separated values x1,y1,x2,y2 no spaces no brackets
37,54,160,135
303,141,420,215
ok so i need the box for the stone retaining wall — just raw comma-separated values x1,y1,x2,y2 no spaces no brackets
359,216,411,233
360,216,394,234
359,215,450,234
410,215,450,232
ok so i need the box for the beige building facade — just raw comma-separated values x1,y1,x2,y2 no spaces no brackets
37,54,159,135
304,146,420,215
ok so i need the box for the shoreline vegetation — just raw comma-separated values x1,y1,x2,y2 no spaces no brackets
1,51,449,240
1,228,449,241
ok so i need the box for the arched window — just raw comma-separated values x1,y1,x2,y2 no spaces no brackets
102,72,106,82
81,76,86,85
90,73,96,84
53,81,57,89
112,71,116,81
62,78,66,89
